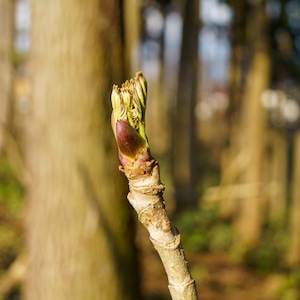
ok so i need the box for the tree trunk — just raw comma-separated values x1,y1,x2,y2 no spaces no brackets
267,129,287,223
233,1,271,249
219,0,247,219
233,50,270,249
287,131,300,266
123,0,142,76
0,0,13,154
227,0,246,116
25,1,139,299
173,0,199,209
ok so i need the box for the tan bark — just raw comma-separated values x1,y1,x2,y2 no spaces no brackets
25,1,138,299
121,158,198,300
0,0,13,153
219,142,250,219
234,50,270,249
267,129,287,222
287,132,300,266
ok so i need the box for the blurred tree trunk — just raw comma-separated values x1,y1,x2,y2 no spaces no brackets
267,129,287,222
123,0,141,75
25,1,139,299
147,5,171,157
226,0,246,116
0,0,13,154
173,0,199,209
220,0,247,219
287,131,300,266
233,1,271,249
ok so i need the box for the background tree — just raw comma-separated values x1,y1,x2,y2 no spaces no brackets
25,1,139,299
287,131,300,266
218,0,247,219
124,0,142,76
216,0,271,250
233,2,271,249
0,0,13,154
173,0,199,209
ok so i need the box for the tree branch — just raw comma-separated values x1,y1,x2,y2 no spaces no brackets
111,72,198,300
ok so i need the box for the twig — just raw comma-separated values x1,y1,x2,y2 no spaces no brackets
0,253,27,297
111,72,198,300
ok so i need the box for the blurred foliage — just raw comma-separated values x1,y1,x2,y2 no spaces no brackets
254,269,300,300
10,51,26,70
0,158,24,272
176,206,295,274
176,207,233,253
243,222,288,273
0,159,23,218
196,148,221,196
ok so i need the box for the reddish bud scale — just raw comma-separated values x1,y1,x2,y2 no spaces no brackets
116,120,146,160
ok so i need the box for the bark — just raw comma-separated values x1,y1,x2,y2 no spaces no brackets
234,49,270,249
287,131,300,266
111,72,198,299
25,1,139,299
267,129,287,222
173,0,199,209
0,0,13,154
121,158,198,300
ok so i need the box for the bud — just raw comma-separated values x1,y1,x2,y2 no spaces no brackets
135,71,147,110
116,120,146,161
111,72,151,166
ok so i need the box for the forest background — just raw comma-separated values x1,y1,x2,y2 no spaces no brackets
0,0,300,299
